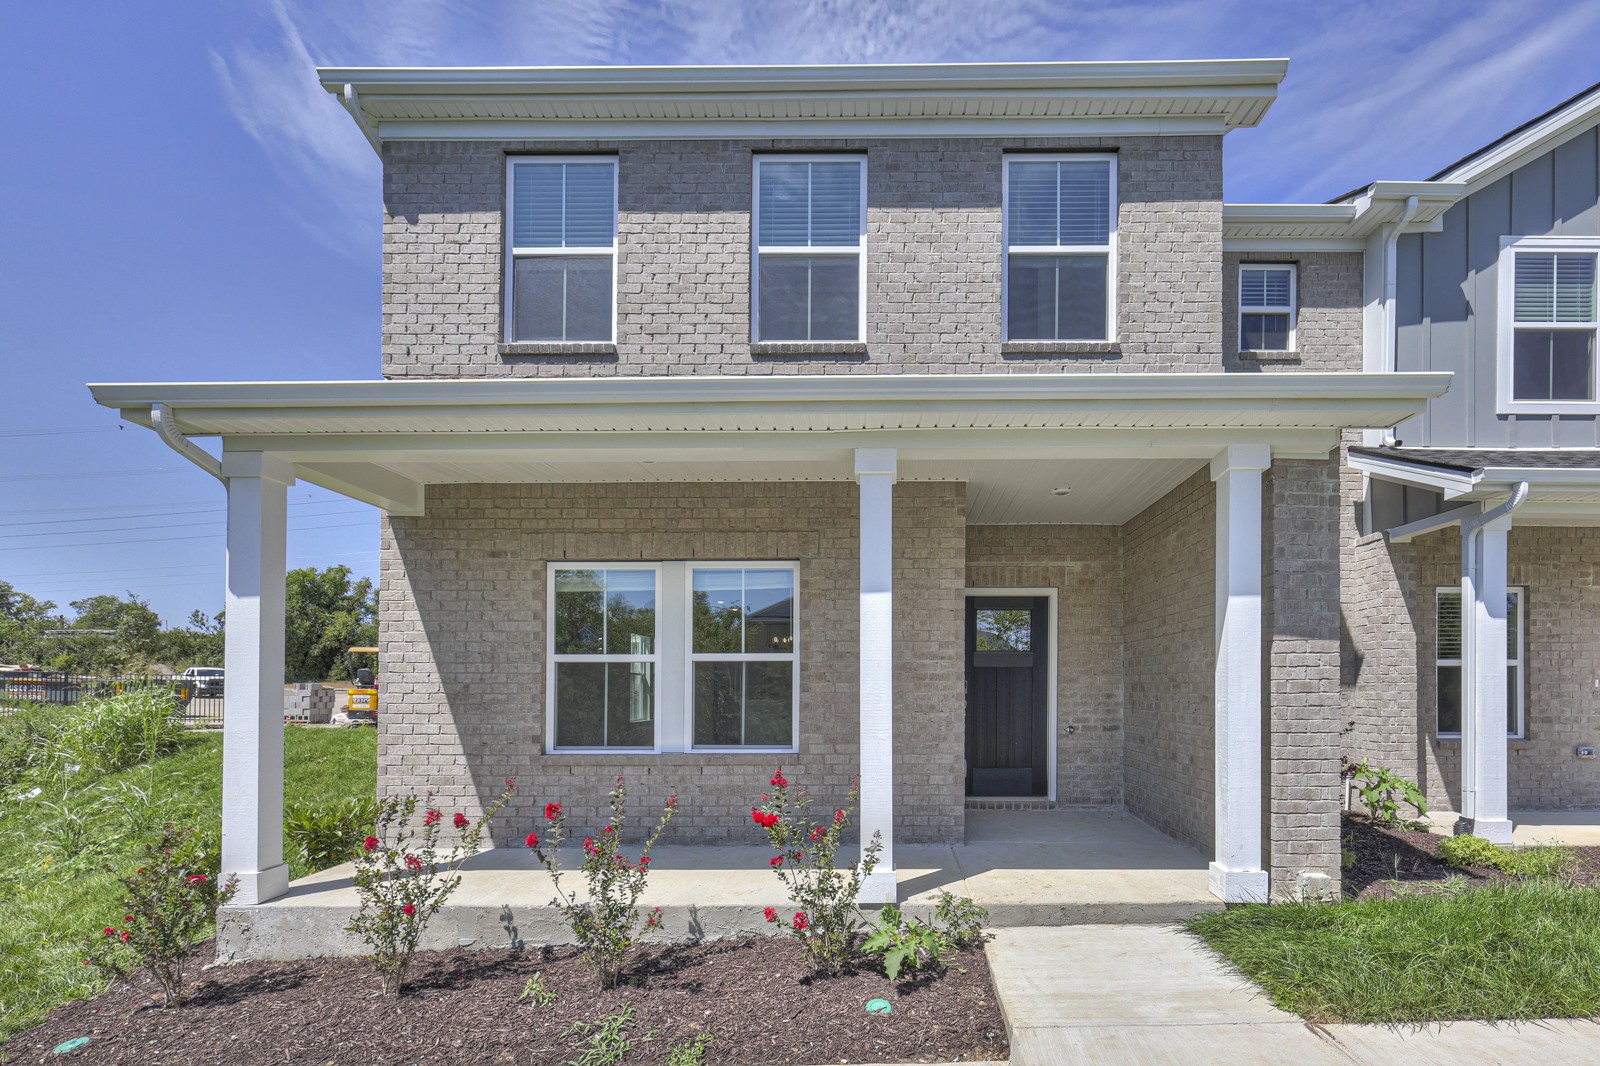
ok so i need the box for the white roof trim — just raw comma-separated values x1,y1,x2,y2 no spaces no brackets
1351,451,1600,501
1432,83,1600,196
1223,181,1464,247
317,60,1288,146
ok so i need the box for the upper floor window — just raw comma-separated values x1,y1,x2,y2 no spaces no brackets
1004,155,1116,341
506,158,617,342
753,156,866,342
1238,264,1296,352
1497,237,1598,413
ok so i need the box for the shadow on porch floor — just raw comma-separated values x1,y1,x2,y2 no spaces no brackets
218,808,1216,962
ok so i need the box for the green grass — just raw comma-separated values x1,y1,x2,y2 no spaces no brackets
0,724,375,1046
1188,880,1600,1024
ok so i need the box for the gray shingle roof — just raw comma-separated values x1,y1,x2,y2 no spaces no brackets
1350,447,1600,473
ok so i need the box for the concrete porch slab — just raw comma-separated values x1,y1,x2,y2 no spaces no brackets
219,808,1218,962
1423,809,1600,845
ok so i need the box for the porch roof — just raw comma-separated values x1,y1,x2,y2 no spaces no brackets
90,373,1447,521
1350,446,1600,531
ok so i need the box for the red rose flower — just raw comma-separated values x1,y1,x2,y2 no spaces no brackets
525,832,539,849
770,769,788,789
424,809,441,827
124,916,133,923
545,803,562,821
120,931,130,942
639,856,651,867
402,903,415,917
603,825,613,834
363,836,380,852
764,906,778,923
454,812,469,829
770,855,782,867
102,927,115,937
810,826,824,842
834,809,846,825
405,854,423,872
792,912,809,931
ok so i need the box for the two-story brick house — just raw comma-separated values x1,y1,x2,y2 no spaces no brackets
91,61,1447,913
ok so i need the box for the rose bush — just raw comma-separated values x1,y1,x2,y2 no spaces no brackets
753,768,881,975
346,783,512,995
530,775,677,989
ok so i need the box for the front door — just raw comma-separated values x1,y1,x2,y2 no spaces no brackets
964,595,1050,797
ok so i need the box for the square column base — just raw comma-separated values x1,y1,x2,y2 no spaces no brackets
231,862,291,906
857,869,898,905
1208,863,1269,904
1460,817,1515,845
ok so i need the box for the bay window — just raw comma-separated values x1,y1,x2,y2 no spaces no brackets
1004,155,1117,341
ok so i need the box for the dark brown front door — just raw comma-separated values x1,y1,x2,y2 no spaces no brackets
964,595,1050,797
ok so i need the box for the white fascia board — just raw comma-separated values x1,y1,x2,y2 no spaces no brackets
1349,453,1478,498
1223,236,1367,252
1478,468,1600,492
1224,182,1464,244
1432,89,1600,195
376,115,1233,142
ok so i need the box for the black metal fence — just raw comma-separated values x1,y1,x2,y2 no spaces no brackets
0,672,224,727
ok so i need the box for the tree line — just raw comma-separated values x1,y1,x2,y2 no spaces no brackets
0,565,377,683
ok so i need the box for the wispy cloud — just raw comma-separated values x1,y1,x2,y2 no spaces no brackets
212,0,1600,247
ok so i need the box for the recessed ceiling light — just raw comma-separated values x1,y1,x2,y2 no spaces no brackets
1051,486,1072,497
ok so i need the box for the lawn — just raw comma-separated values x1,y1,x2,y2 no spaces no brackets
0,722,375,1046
1188,879,1600,1023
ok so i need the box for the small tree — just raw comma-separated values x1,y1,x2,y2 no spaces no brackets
347,785,512,994
84,824,237,1007
532,776,677,989
753,768,881,975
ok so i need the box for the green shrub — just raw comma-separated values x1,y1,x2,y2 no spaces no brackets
1346,760,1427,827
1438,834,1578,878
0,702,55,789
285,797,379,875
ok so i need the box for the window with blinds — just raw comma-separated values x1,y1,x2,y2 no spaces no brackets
753,157,865,342
1511,250,1597,401
1004,155,1116,341
1238,264,1296,352
1435,587,1524,739
506,159,617,342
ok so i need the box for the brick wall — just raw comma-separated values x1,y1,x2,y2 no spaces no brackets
964,524,1125,806
1263,457,1344,888
1121,470,1215,854
380,135,1222,378
1223,252,1363,372
377,481,967,845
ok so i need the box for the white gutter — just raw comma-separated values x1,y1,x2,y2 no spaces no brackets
151,403,223,482
340,84,383,156
1462,481,1531,536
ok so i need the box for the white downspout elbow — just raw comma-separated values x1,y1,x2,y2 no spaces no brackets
152,403,224,483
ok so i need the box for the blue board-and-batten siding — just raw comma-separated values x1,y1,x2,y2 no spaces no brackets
1395,124,1600,448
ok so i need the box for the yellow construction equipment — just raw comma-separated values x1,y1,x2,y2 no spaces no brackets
346,646,379,717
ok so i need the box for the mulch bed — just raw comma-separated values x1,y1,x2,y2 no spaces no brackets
9,937,1008,1065
1343,813,1600,900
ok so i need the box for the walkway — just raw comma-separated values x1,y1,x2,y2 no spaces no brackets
986,925,1600,1065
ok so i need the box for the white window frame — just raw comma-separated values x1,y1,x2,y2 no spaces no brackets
751,155,868,343
684,561,801,753
544,561,800,755
1496,235,1600,415
1237,263,1297,353
503,156,619,344
1435,585,1525,740
1000,153,1118,343
545,563,661,754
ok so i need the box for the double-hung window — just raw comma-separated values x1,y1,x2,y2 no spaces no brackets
1238,264,1296,352
547,562,798,753
1004,155,1116,341
506,158,617,342
1498,237,1598,411
1435,587,1524,739
753,156,866,342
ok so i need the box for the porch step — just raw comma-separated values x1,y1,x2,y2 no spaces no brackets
966,798,1058,811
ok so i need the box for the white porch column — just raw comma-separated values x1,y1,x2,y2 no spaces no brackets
1209,445,1271,903
220,452,294,905
855,447,897,904
1460,515,1514,843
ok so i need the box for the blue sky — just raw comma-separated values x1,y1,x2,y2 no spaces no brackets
3,0,1599,626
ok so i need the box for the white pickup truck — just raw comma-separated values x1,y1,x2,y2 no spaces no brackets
181,666,224,697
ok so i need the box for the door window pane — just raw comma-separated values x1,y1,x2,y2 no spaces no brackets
1006,254,1108,340
976,609,1030,652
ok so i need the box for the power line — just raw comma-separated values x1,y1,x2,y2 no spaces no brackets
5,549,380,582
0,507,372,540
3,496,377,519
0,519,378,552
0,468,187,483
0,425,127,438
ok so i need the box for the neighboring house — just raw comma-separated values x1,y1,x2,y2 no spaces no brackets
1332,82,1600,841
90,60,1449,910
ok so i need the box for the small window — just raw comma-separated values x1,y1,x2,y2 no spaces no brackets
1238,264,1296,352
549,567,656,749
506,159,617,342
1003,155,1116,341
1436,587,1524,739
753,157,865,342
691,566,797,748
975,609,1031,652
1497,238,1599,411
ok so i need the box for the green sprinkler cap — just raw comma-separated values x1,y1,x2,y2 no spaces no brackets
52,1037,91,1054
865,997,893,1015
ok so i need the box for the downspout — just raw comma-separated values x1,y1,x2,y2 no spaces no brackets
152,403,223,483
340,84,383,157
1381,194,1422,376
1462,480,1531,536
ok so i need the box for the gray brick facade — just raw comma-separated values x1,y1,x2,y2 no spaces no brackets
1223,251,1363,371
380,135,1221,379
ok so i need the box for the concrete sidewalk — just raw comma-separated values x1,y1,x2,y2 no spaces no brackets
985,925,1600,1065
